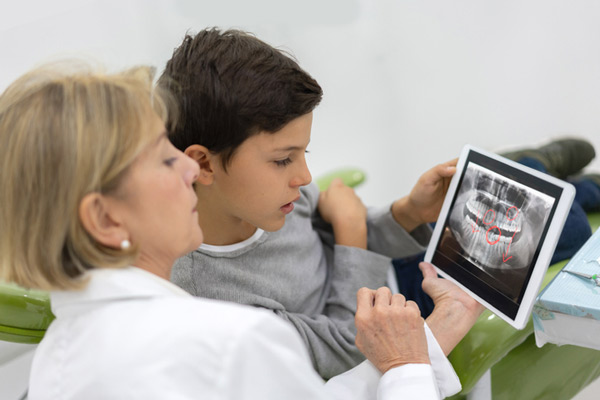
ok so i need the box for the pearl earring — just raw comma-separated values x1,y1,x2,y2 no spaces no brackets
120,239,131,250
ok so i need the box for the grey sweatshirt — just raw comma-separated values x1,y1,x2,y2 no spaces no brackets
171,183,431,379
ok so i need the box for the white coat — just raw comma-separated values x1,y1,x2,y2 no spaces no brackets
28,267,459,399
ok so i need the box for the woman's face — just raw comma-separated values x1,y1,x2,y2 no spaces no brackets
113,113,202,273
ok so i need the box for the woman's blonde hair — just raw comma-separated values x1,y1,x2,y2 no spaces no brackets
0,61,176,290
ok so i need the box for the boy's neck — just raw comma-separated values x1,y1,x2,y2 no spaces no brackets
195,198,258,246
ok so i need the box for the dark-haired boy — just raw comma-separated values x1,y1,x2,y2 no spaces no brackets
162,28,482,389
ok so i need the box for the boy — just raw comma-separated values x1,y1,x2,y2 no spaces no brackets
161,28,481,380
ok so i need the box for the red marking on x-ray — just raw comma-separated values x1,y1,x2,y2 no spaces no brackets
483,209,496,225
471,205,521,263
506,206,519,221
502,229,519,262
486,226,501,245
471,210,481,232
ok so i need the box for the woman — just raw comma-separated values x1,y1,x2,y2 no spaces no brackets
0,63,457,399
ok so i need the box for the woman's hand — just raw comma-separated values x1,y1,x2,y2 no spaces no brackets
318,178,367,249
354,287,430,373
420,262,484,355
391,159,457,232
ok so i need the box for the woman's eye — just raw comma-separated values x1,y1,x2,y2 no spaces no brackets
164,157,178,167
274,158,292,167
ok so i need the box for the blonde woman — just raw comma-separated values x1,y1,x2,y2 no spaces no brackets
0,63,463,399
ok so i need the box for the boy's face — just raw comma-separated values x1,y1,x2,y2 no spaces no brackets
211,112,313,232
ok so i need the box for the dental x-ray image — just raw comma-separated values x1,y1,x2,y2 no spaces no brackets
440,162,555,301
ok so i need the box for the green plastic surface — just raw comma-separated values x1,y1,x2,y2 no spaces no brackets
492,335,600,400
0,282,54,344
315,168,366,191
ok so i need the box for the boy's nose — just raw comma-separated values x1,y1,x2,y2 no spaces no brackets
290,160,312,188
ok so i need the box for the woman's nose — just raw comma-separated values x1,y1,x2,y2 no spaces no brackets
184,155,200,185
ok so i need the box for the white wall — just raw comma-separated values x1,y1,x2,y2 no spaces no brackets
2,0,600,209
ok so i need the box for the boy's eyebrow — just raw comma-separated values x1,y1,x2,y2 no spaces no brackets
272,145,305,152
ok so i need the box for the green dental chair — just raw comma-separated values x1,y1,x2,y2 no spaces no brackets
0,282,53,400
1,168,599,399
0,284,53,345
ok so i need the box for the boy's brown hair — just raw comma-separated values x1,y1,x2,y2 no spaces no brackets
159,28,323,169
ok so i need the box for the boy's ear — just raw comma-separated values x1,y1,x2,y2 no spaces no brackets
184,144,215,185
79,193,127,249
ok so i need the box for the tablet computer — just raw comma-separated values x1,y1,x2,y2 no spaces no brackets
424,145,575,329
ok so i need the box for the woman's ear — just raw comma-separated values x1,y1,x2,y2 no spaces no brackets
79,193,126,249
184,144,215,185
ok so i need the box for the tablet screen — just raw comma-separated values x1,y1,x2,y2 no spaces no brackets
427,147,573,327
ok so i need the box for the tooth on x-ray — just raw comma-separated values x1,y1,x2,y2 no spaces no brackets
449,167,550,270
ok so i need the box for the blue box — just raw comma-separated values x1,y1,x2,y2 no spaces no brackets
534,228,600,349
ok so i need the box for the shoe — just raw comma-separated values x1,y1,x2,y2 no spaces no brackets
501,138,596,179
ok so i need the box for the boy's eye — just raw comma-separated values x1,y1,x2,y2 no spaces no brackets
164,157,178,167
274,158,292,167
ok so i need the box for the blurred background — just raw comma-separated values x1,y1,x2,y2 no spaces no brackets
2,0,600,207
1,0,600,398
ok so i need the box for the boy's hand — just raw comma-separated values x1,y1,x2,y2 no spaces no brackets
355,287,430,373
419,262,484,355
318,178,367,249
391,159,457,232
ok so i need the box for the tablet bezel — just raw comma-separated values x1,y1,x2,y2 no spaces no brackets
424,144,575,329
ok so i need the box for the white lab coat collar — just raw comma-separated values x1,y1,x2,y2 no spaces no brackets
50,266,191,317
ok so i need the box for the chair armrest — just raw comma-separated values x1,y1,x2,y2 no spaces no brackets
0,282,54,344
491,334,600,400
